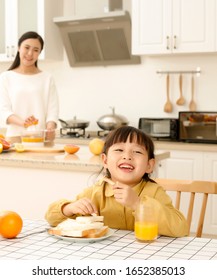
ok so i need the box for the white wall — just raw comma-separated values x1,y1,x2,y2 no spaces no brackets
1,53,217,131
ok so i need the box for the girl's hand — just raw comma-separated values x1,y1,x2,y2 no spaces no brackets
113,182,140,210
62,198,98,217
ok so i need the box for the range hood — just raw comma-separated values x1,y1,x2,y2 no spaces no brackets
53,10,140,67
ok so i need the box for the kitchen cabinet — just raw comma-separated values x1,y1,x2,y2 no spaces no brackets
132,0,215,55
0,166,95,220
203,153,217,235
0,0,63,62
156,148,217,236
156,150,204,180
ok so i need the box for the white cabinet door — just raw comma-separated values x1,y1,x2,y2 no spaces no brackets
156,150,204,180
132,0,215,55
172,0,215,53
0,0,17,60
0,0,63,62
201,152,217,235
132,0,172,54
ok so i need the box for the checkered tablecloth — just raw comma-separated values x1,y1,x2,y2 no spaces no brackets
0,219,217,260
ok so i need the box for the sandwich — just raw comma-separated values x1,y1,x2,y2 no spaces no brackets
48,215,108,238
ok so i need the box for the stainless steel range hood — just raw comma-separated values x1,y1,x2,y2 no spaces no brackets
53,10,140,67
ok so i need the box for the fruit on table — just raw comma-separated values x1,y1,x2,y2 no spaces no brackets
0,137,11,150
0,211,23,239
64,144,80,154
14,143,25,153
89,138,105,155
0,143,3,153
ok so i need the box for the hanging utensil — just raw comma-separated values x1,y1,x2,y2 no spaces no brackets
189,75,197,111
176,74,185,105
164,74,173,113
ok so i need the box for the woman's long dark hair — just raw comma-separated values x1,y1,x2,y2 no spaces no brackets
102,126,155,182
8,31,44,70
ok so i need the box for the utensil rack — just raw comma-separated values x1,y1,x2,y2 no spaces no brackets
156,67,201,76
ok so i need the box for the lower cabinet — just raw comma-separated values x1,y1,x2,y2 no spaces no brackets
155,149,217,236
0,166,96,220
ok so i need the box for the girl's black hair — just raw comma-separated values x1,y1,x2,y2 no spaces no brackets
102,125,155,182
8,31,44,71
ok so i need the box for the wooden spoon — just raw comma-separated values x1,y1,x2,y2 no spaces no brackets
189,75,196,111
164,74,173,113
176,74,185,105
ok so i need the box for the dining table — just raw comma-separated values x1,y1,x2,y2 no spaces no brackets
1,219,217,261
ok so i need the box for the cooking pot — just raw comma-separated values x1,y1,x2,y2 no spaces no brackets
97,107,128,131
59,117,89,129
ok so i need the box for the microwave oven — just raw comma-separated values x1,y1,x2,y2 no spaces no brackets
179,111,217,143
138,118,179,141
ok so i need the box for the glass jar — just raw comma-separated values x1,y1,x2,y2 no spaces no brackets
135,198,158,242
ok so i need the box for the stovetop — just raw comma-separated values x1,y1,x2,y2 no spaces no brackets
56,129,109,145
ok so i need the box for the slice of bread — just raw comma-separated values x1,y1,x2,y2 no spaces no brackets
75,215,104,224
48,228,96,237
48,216,108,238
86,226,109,238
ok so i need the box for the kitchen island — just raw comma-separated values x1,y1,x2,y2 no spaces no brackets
0,145,170,220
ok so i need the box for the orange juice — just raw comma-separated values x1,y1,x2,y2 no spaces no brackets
22,137,44,143
135,221,158,242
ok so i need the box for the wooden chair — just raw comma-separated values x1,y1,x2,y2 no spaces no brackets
155,178,217,237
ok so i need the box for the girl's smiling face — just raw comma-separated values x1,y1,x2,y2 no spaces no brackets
102,139,155,187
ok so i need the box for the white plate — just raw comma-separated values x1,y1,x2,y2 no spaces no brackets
48,228,115,243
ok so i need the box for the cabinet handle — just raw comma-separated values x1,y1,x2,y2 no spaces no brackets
173,35,177,49
11,46,15,57
166,36,170,50
6,46,10,58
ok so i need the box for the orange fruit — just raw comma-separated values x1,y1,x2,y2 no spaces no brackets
89,138,104,155
0,143,3,153
64,144,80,154
0,211,23,239
0,134,5,139
0,137,11,150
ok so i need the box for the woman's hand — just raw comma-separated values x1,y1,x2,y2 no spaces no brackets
112,182,140,211
62,198,98,217
24,115,38,128
45,121,57,141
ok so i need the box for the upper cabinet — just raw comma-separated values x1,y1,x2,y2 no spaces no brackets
132,0,216,55
0,0,63,62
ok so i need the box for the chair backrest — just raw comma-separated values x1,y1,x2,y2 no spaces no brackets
155,178,217,237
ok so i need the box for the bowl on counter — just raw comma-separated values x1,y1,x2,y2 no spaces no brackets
21,130,45,147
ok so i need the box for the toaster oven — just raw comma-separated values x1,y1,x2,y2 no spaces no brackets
179,111,217,143
138,118,179,141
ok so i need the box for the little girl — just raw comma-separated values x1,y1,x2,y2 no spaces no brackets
45,126,188,237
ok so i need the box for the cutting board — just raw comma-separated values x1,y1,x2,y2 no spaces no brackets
9,145,65,153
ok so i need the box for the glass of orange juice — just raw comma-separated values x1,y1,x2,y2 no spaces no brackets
135,199,158,242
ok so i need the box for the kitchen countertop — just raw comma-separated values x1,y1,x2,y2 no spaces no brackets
1,219,217,260
55,137,217,153
0,144,170,172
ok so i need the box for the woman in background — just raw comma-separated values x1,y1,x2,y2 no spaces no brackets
0,31,59,143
